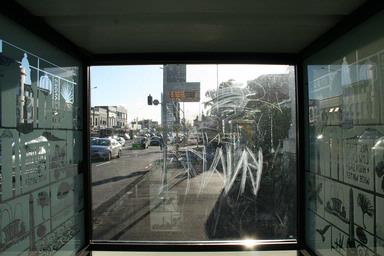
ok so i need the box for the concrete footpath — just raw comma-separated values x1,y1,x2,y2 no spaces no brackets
93,159,225,241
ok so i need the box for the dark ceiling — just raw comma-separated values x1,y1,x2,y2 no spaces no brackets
15,0,368,55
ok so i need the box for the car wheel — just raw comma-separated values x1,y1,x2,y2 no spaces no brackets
107,152,112,161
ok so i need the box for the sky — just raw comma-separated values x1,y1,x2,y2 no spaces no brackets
90,64,290,124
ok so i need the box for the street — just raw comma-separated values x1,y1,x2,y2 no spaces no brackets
91,142,225,241
92,145,162,211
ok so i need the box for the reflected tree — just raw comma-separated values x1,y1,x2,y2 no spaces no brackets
201,72,296,239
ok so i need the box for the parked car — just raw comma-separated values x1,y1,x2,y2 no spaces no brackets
91,138,122,161
114,136,126,146
150,136,161,146
132,136,149,149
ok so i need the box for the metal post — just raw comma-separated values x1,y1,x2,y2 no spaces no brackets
183,102,186,146
175,102,179,156
161,66,168,193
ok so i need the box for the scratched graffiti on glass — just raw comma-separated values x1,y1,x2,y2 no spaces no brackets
92,65,297,241
159,71,297,239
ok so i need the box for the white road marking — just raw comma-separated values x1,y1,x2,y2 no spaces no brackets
95,162,111,167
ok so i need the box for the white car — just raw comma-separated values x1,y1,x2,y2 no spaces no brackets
115,136,126,146
91,138,122,161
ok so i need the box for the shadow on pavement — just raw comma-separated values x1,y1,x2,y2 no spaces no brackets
92,170,149,186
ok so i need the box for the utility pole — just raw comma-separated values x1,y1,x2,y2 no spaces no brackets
174,102,180,156
183,102,186,146
161,65,168,193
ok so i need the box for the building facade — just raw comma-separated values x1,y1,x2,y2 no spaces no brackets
116,105,128,128
91,106,108,129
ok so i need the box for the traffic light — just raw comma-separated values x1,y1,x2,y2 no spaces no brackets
147,94,153,105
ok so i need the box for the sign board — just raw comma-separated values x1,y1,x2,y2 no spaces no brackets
165,82,200,102
165,64,186,83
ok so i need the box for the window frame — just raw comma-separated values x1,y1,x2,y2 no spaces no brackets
85,59,302,252
2,0,383,253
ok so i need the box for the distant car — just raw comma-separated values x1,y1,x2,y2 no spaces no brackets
150,136,161,146
91,138,122,161
115,136,126,146
132,136,149,149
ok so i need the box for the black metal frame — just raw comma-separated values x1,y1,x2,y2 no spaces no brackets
90,240,298,252
295,61,305,251
90,52,298,66
1,0,384,255
83,65,93,249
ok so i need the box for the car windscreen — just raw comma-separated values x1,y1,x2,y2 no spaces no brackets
92,139,111,146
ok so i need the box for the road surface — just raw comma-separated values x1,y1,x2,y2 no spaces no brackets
92,145,162,210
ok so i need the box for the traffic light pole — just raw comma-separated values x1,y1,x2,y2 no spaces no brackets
161,67,168,194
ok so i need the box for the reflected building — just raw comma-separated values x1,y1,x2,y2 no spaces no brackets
306,42,384,256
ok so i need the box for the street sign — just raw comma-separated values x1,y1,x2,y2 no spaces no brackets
165,82,200,102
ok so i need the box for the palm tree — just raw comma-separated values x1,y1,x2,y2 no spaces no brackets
357,193,373,228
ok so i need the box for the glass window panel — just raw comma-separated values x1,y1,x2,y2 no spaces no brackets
304,10,384,256
0,14,85,255
91,64,297,242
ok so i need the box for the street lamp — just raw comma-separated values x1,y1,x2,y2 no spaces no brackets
90,86,98,131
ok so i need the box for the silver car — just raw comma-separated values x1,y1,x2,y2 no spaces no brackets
91,138,122,161
113,136,126,147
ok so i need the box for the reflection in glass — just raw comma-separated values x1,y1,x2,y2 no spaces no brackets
305,11,384,256
91,64,297,241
